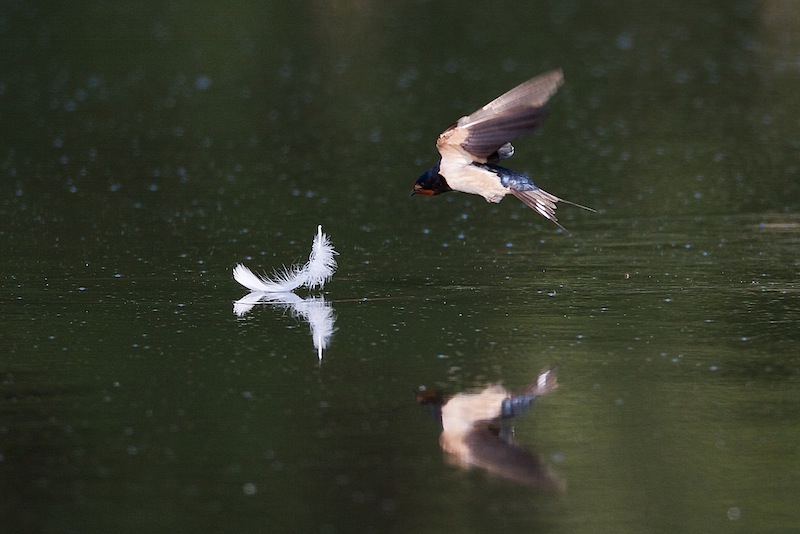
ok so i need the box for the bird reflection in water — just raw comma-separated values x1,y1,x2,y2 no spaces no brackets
416,369,564,490
233,292,336,362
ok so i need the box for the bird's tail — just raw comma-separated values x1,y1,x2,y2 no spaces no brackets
500,368,558,419
511,189,595,233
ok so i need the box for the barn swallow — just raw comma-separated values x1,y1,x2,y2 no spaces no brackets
416,369,564,489
412,69,594,231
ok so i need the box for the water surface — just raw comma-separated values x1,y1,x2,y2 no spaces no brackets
2,2,799,533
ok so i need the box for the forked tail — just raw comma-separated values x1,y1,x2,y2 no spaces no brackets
500,368,558,418
511,188,595,233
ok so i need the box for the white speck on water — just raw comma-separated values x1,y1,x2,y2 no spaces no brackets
616,32,634,50
369,127,381,143
194,75,212,91
381,498,397,513
502,57,518,72
397,67,419,89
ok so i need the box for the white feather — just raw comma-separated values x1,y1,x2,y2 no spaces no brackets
233,263,301,293
304,225,338,290
232,225,337,293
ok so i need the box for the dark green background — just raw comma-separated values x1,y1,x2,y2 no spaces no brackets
2,1,799,532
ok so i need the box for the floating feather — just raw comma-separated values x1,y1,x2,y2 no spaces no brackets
232,225,338,361
304,225,338,290
233,225,337,293
232,263,300,293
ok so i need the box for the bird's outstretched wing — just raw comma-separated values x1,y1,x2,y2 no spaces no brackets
465,69,565,124
437,69,564,162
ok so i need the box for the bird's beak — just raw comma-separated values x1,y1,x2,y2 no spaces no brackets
411,184,435,196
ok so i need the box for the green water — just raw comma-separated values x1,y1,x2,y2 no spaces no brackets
2,2,799,533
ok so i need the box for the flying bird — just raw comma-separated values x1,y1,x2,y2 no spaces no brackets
416,369,564,490
412,69,594,231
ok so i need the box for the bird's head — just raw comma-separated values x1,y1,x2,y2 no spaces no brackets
412,162,452,196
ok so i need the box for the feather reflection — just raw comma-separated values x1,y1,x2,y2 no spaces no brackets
416,369,564,490
233,292,336,362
